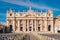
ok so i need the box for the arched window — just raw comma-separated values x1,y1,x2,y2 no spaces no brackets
48,25,51,31
10,14,12,16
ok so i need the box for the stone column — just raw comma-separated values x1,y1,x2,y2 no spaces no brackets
44,20,48,31
51,21,54,33
36,20,38,32
40,20,42,31
55,25,58,33
23,20,26,32
35,20,37,32
12,20,15,33
55,22,58,33
27,20,29,32
32,20,33,32
42,20,45,31
17,20,20,32
7,20,9,27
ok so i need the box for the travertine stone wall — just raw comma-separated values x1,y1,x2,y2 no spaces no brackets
6,6,54,33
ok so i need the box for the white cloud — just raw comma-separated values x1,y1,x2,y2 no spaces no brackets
51,8,60,11
1,0,60,11
0,22,6,25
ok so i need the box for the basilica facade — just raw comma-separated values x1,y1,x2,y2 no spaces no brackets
6,6,59,33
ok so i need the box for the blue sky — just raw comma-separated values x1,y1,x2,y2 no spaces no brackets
0,0,60,23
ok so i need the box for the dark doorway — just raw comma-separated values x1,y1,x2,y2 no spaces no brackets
38,27,40,31
0,28,3,33
58,30,60,33
48,25,51,31
5,27,8,33
9,25,12,32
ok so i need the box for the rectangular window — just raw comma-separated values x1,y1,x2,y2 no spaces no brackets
20,27,23,31
29,27,32,31
26,20,27,27
33,20,35,27
38,27,40,31
26,28,27,31
29,20,32,25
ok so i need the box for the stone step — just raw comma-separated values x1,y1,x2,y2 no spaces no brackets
40,34,59,40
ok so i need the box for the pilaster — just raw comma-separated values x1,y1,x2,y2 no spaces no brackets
35,20,37,32
23,20,26,32
32,20,33,32
17,20,20,32
12,20,15,33
51,21,54,33
27,20,29,32
7,20,9,27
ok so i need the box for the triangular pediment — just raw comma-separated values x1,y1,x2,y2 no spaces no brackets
23,6,36,17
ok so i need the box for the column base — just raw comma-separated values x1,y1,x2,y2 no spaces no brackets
15,30,20,33
12,31,15,33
